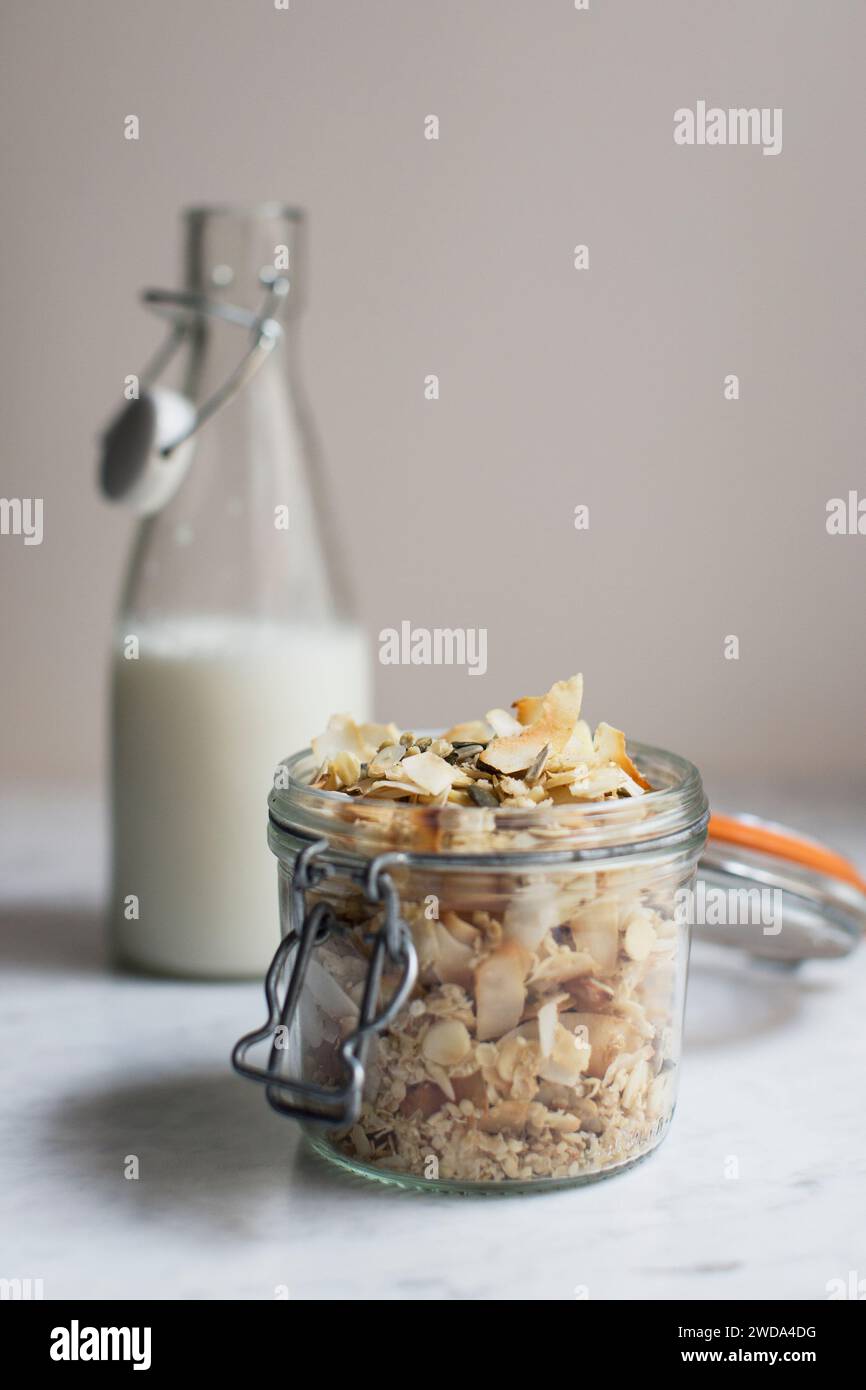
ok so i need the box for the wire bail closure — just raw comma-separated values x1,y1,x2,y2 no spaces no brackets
231,842,418,1129
139,269,289,455
98,269,289,515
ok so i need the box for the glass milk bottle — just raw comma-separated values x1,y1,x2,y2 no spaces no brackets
110,204,370,978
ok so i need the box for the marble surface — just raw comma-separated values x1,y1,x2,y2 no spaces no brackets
1,789,864,1301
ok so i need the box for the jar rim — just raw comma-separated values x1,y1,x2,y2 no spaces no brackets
184,202,305,224
268,740,709,863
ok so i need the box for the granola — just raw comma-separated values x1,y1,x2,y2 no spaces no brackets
296,674,688,1186
309,674,652,809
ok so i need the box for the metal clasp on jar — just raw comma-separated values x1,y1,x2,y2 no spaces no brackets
231,840,418,1128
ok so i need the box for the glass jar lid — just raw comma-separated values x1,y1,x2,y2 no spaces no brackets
697,813,866,963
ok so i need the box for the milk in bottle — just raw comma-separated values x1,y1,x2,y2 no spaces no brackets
108,206,370,977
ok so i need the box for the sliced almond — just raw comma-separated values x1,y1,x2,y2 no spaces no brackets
623,912,656,961
571,1095,604,1134
478,1099,530,1134
495,1032,527,1083
647,1068,675,1119
367,743,404,777
621,1057,650,1110
399,751,454,797
422,1019,471,1067
424,1061,456,1101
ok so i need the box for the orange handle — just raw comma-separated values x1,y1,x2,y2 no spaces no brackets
707,813,866,895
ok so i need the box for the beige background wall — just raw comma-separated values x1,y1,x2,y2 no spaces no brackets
1,0,863,799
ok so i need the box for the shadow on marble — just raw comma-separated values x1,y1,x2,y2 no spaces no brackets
47,1066,448,1233
684,947,833,1049
49,1069,300,1223
0,906,107,975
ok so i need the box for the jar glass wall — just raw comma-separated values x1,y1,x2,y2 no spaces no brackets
262,744,708,1193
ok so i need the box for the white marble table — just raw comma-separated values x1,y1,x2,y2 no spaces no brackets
1,789,864,1301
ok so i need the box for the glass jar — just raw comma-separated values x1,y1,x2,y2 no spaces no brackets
234,741,709,1192
108,204,370,979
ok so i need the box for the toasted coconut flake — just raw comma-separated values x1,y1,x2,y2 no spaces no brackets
441,910,480,948
485,707,524,738
537,1021,591,1085
479,729,550,776
424,1061,456,1101
431,920,475,987
331,750,362,788
512,695,542,725
569,766,630,799
366,779,421,799
537,1000,558,1058
569,900,620,976
302,676,679,1185
311,714,365,764
474,942,531,1041
482,674,584,774
311,715,401,766
503,880,563,951
452,1070,488,1111
529,949,596,986
399,1081,446,1119
562,1011,641,1079
359,720,401,749
446,764,474,789
409,915,440,975
594,721,653,791
442,719,493,744
561,719,594,761
565,975,615,1010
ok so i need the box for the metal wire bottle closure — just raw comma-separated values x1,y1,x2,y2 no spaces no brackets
140,270,288,455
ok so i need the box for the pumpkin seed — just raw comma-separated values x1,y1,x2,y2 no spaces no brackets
469,784,499,807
